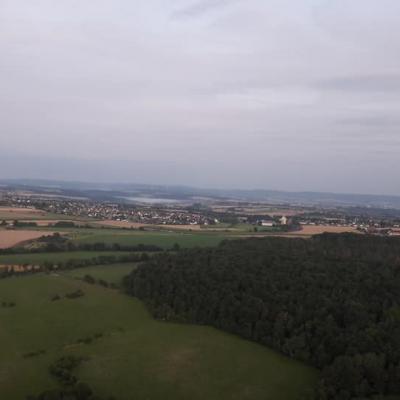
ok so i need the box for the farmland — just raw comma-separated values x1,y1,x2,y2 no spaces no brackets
0,251,126,266
286,225,359,236
0,207,78,221
0,223,361,253
94,220,203,231
0,270,318,400
0,230,63,249
71,229,228,249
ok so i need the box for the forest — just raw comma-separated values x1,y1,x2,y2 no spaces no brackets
124,233,400,400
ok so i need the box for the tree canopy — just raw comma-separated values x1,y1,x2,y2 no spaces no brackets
124,234,400,400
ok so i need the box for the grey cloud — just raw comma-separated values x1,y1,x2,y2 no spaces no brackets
336,116,400,128
1,0,400,195
316,75,400,93
172,0,239,18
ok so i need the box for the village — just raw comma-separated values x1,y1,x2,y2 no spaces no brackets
1,189,400,236
0,192,218,226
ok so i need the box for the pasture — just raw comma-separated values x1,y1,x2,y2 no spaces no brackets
71,229,228,249
0,251,126,266
65,263,137,285
0,270,318,400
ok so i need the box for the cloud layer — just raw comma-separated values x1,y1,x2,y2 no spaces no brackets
1,0,399,194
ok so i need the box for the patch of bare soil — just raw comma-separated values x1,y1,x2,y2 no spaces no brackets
293,225,358,235
0,230,63,249
161,348,198,381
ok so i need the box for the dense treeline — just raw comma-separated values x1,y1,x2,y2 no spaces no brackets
124,234,400,400
0,234,163,255
0,252,148,280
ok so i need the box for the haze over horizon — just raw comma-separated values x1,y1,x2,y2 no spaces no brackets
1,1,400,196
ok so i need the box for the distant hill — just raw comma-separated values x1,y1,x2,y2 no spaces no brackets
1,178,400,209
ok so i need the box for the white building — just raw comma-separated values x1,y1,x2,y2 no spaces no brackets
280,216,288,225
261,220,275,227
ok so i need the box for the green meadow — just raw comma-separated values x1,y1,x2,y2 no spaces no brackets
71,229,228,249
0,267,318,400
0,251,124,265
65,263,137,285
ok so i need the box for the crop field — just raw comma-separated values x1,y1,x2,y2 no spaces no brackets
0,207,78,221
71,229,228,249
0,271,318,400
286,225,359,236
0,230,65,249
94,220,203,231
0,251,125,265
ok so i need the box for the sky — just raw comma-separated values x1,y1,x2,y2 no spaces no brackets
1,0,400,195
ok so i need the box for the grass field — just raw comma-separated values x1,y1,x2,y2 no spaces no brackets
71,229,228,249
65,263,137,285
0,251,125,265
0,207,82,221
0,270,318,400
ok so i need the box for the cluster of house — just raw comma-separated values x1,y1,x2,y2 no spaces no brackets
2,196,217,226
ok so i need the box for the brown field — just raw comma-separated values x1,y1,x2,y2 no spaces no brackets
0,207,90,222
0,206,48,220
264,225,359,238
95,220,202,231
294,225,358,235
0,230,62,249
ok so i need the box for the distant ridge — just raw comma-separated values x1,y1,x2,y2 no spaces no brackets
1,178,400,209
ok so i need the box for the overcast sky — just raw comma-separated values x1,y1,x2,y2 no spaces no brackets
1,0,400,195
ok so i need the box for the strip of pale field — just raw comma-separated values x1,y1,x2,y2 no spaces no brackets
0,207,48,220
237,225,359,239
0,207,94,222
95,220,260,232
94,220,203,231
211,206,302,216
9,219,87,227
294,225,358,235
254,225,359,238
0,230,64,249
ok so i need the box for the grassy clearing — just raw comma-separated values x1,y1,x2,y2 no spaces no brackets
0,272,318,400
0,251,125,265
65,263,136,286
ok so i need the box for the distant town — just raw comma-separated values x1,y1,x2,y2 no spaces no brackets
1,188,400,236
